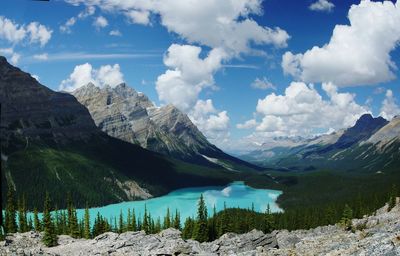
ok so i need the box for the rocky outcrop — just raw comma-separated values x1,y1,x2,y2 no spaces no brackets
1,200,399,255
71,83,218,161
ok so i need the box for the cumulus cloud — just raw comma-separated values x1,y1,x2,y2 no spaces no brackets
309,0,335,12
156,44,226,111
59,63,124,92
65,0,289,55
0,48,20,65
109,29,122,36
237,119,258,129
0,16,52,46
380,90,400,120
93,16,108,29
126,10,150,25
60,6,95,33
253,82,368,137
189,99,230,143
282,0,400,86
251,77,276,90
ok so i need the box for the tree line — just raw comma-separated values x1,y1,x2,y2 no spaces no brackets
1,184,398,247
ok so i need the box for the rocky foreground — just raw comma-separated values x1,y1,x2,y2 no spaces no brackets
1,201,399,256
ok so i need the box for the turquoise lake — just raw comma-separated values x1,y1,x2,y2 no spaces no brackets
76,181,283,225
26,181,282,226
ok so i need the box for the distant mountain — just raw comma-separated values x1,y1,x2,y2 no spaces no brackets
71,83,260,170
241,114,400,172
0,56,267,210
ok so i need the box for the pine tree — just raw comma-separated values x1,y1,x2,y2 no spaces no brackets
42,193,58,247
131,209,137,231
388,184,397,211
163,208,171,229
33,208,42,232
118,210,124,233
218,203,228,237
69,208,80,238
340,204,353,231
17,195,28,233
5,185,17,233
173,209,181,230
84,203,90,239
155,217,161,233
263,204,274,234
182,217,194,239
193,194,208,242
142,205,150,234
127,209,132,231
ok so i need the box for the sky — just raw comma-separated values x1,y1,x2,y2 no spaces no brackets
1,0,400,153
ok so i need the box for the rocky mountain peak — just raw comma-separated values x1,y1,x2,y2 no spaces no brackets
0,57,99,145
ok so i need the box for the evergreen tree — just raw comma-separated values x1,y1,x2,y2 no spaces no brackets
388,184,397,211
84,203,90,239
69,208,80,238
131,209,137,231
5,185,17,233
66,192,73,233
263,204,274,234
155,217,161,233
142,205,150,234
193,194,208,242
163,208,171,229
127,209,132,231
173,209,181,230
118,210,124,233
33,208,42,232
340,204,353,231
182,217,194,239
42,193,58,247
17,195,28,233
218,203,228,237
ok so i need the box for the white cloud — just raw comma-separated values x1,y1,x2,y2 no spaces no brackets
251,77,276,90
380,90,400,120
0,16,26,43
60,6,96,33
109,29,122,36
282,0,400,86
156,44,226,111
33,53,48,60
93,16,108,29
309,0,335,12
64,0,289,55
0,48,20,65
59,63,124,92
237,119,258,129
0,16,52,47
126,10,150,25
189,99,230,143
253,82,368,137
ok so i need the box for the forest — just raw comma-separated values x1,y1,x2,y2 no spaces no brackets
1,184,398,247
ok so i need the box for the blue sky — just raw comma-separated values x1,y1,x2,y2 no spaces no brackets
1,0,399,152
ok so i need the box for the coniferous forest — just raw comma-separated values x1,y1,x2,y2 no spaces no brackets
1,184,398,247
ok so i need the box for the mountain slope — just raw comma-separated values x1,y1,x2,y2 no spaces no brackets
241,114,399,172
71,83,260,170
0,56,269,210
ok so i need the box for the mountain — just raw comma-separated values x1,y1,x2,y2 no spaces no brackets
71,83,260,170
0,56,268,210
241,114,399,172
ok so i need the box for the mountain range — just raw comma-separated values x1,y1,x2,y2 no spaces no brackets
70,83,257,169
241,113,400,173
0,56,266,210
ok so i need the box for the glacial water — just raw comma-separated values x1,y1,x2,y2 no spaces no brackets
27,181,282,226
80,181,282,225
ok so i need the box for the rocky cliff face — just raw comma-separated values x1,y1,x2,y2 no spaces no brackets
0,56,99,146
1,199,399,255
71,83,248,166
